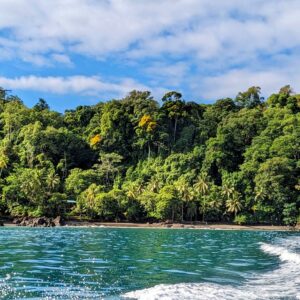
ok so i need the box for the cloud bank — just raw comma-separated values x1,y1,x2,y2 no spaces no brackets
0,75,149,98
1,0,300,101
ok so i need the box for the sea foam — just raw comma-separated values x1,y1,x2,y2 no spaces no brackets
122,282,257,300
123,236,300,300
260,243,300,263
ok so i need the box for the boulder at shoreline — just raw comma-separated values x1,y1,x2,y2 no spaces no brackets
13,216,65,227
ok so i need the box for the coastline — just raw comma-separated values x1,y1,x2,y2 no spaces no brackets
1,220,299,231
65,222,299,231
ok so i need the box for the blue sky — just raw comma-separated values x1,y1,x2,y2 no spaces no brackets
0,0,300,112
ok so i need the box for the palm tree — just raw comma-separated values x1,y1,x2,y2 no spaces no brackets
221,184,234,200
226,191,243,218
83,184,102,218
208,194,222,212
186,190,197,221
194,173,209,222
194,173,209,195
147,177,161,193
126,181,144,200
20,169,43,205
46,170,60,192
254,186,267,202
175,178,192,222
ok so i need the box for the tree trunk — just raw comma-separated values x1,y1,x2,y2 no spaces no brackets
106,171,109,184
148,142,151,160
173,117,178,142
172,206,175,222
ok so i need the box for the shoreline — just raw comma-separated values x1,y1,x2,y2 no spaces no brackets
1,220,299,231
66,222,299,231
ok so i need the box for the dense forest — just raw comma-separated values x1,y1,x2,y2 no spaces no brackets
0,86,299,225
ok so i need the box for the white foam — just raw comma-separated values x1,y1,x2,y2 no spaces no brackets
123,237,300,300
123,278,300,300
260,243,300,264
122,283,257,300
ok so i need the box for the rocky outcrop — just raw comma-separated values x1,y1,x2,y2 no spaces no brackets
53,216,65,226
0,220,4,226
164,219,173,224
13,216,65,227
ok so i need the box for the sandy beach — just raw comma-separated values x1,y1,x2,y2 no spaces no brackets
64,221,298,231
2,220,297,231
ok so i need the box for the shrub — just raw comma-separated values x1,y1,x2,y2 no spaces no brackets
234,214,248,225
283,203,298,226
27,206,44,218
8,204,28,217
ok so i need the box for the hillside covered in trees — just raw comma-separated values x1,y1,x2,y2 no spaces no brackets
0,86,299,225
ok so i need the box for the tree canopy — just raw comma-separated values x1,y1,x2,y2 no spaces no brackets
0,87,299,225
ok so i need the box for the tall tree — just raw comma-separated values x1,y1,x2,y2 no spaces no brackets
235,86,263,108
194,173,209,222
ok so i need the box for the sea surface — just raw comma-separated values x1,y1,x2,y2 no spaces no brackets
0,227,299,299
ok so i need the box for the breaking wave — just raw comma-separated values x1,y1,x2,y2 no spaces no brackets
123,237,300,300
260,241,300,264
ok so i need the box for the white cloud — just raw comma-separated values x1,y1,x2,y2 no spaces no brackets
145,61,190,87
200,67,300,101
0,75,150,98
0,0,201,61
1,0,300,63
51,54,73,66
1,0,300,100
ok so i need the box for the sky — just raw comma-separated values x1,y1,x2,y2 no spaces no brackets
0,0,300,112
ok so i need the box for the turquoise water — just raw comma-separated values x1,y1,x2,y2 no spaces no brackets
0,228,299,299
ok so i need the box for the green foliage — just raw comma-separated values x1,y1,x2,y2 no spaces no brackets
282,203,298,226
65,168,99,197
96,189,123,221
203,108,265,181
0,88,297,224
235,86,263,108
234,214,248,225
33,98,50,111
156,185,180,221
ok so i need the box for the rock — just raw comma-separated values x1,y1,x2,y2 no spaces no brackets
13,217,22,225
0,220,4,226
164,219,173,224
15,216,55,227
34,217,55,227
20,217,31,227
12,216,65,227
13,217,28,226
19,217,29,226
53,216,65,226
34,217,46,226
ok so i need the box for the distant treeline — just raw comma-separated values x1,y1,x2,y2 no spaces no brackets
0,86,299,225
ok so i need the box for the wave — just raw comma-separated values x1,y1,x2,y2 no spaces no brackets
260,243,300,264
123,237,300,300
122,283,258,300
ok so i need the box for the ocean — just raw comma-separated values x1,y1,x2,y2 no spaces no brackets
0,227,299,299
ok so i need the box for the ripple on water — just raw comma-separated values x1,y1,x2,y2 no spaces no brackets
0,228,298,299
